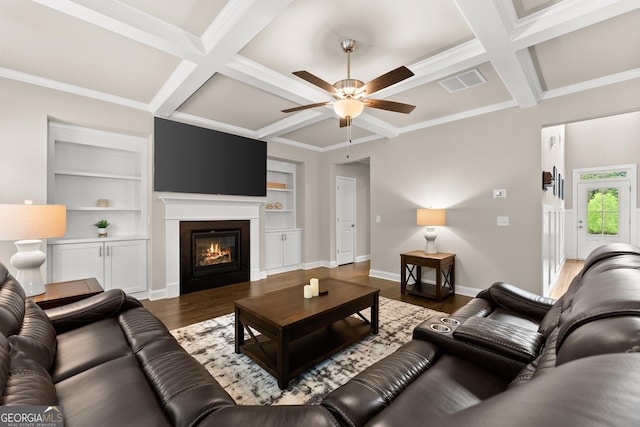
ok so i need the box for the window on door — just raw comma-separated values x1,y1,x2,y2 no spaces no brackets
587,188,619,236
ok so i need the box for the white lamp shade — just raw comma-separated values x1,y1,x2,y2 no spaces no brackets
333,98,365,119
0,204,66,240
416,208,446,226
0,204,66,297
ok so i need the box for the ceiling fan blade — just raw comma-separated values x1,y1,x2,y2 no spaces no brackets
339,117,352,128
365,98,416,114
281,101,330,113
292,71,336,94
360,66,414,96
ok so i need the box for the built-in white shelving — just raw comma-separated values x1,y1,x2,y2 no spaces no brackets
46,122,149,297
265,159,302,274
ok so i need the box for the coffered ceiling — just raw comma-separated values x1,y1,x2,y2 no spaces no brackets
1,0,638,151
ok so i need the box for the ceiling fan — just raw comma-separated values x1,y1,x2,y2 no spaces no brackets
282,39,416,127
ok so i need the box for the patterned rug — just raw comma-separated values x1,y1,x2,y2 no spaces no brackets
171,296,445,405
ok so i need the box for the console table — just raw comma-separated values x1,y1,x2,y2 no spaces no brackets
400,251,456,301
30,278,103,309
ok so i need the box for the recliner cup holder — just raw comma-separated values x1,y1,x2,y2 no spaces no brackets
440,317,460,326
429,323,451,333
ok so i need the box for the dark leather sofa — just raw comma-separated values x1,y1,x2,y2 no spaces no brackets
2,243,640,426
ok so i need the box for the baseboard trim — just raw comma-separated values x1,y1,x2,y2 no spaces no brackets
369,269,481,297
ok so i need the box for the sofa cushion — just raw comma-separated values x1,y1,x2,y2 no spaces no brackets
8,300,57,371
55,354,172,427
51,318,132,382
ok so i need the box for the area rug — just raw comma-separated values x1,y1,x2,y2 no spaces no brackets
171,297,446,405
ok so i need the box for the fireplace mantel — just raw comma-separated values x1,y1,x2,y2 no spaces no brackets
159,196,263,298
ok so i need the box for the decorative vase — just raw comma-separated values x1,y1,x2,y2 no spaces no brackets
98,228,108,238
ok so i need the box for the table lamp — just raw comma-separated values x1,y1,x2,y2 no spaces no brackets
0,202,66,296
416,208,446,254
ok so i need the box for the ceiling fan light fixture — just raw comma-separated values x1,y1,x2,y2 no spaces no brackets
333,98,364,119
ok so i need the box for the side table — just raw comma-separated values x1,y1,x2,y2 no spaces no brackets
400,251,456,301
30,278,104,309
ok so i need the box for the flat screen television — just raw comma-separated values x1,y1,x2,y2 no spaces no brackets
154,117,267,196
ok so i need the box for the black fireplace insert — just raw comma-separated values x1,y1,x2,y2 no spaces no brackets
180,220,250,294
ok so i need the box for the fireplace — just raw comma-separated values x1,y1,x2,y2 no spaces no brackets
180,220,250,294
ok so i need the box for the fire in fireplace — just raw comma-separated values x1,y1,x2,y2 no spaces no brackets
192,230,239,277
197,239,232,266
180,221,250,294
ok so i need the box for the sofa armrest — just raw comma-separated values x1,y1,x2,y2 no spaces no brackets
199,405,339,427
453,317,545,363
45,289,141,333
413,318,525,381
489,282,556,321
321,340,439,427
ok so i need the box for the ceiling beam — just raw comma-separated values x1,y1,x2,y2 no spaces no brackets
510,0,640,50
33,0,204,62
152,0,294,117
455,0,541,107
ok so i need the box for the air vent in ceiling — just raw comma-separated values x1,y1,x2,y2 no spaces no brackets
438,68,486,93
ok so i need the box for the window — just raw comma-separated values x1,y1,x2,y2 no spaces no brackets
587,188,619,235
580,170,627,180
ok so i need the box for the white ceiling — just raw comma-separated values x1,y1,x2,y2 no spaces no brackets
1,0,638,151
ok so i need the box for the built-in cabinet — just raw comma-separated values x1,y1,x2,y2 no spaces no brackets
265,230,302,272
265,160,302,273
50,239,147,295
47,123,148,297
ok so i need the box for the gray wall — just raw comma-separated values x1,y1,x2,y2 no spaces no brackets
1,75,639,296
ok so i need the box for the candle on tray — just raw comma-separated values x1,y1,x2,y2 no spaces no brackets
310,278,319,297
304,285,313,299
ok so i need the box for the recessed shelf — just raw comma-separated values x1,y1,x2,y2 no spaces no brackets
54,170,142,181
267,188,293,193
67,207,142,211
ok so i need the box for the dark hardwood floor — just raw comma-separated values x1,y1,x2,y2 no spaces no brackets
142,261,472,330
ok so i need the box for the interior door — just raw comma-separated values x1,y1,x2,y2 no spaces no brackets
577,181,630,259
336,176,356,265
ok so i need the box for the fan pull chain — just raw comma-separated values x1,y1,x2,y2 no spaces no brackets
346,120,352,159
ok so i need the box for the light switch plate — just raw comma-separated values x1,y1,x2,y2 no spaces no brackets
497,216,509,226
493,189,507,198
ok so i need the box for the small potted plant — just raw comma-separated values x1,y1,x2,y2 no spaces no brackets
94,219,110,238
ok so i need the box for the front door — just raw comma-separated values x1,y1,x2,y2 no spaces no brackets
336,176,356,265
576,175,631,259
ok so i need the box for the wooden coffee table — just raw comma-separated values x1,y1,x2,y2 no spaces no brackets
234,278,379,389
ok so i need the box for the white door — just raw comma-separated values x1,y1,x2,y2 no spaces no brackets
105,240,147,294
336,176,356,265
51,242,104,284
577,181,630,259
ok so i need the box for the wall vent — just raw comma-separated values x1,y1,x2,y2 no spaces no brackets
438,68,487,93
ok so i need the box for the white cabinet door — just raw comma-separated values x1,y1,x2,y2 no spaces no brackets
282,230,301,267
51,242,104,284
104,240,147,293
265,232,284,270
51,240,147,294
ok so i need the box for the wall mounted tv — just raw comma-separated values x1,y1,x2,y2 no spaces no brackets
154,117,266,196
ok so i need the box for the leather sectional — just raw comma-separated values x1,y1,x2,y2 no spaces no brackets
2,243,640,426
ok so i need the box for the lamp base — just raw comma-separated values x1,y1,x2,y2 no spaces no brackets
10,239,46,296
424,227,438,254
